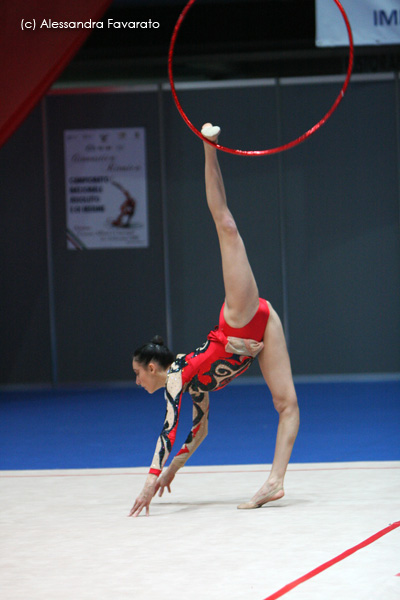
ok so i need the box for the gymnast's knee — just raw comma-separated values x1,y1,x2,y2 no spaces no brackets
216,214,238,237
272,390,298,417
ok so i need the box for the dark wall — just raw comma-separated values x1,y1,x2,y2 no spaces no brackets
44,89,167,384
280,76,400,374
1,74,399,385
0,107,52,384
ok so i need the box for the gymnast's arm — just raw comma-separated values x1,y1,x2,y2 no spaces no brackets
155,389,210,497
128,370,184,517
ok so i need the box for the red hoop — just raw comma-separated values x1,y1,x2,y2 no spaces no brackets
168,0,354,156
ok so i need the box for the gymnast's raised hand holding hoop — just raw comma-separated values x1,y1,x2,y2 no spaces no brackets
129,124,299,517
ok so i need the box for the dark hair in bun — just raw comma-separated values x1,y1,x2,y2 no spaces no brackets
133,336,175,369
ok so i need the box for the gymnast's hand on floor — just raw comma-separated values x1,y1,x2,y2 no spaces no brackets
154,466,176,497
128,474,158,517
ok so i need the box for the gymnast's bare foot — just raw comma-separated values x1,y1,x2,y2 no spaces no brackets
201,123,220,143
237,481,284,510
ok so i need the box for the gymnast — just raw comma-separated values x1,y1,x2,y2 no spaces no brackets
129,124,299,517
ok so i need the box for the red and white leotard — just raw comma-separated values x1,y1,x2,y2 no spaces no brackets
148,299,270,476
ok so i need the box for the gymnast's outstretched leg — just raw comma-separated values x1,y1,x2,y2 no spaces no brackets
202,124,299,509
238,305,299,509
202,124,260,328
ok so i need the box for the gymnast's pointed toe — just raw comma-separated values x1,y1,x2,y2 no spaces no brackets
237,486,284,509
201,124,221,141
237,500,262,510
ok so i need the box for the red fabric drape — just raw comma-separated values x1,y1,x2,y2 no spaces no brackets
0,0,112,148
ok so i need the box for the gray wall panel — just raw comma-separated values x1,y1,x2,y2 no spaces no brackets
45,91,166,383
280,77,400,374
0,107,52,385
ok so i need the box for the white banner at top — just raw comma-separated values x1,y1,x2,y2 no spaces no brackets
316,0,400,47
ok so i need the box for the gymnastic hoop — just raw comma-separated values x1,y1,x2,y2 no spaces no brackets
168,0,354,156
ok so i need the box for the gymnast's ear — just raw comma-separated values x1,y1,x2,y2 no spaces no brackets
147,361,158,374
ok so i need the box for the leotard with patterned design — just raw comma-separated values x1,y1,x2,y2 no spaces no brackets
148,299,270,475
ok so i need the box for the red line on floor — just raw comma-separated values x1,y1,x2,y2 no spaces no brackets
262,522,400,600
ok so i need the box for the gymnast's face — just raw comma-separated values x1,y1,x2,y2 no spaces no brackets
132,359,159,394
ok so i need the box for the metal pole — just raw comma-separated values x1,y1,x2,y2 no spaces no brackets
41,97,58,386
157,84,173,351
275,78,290,348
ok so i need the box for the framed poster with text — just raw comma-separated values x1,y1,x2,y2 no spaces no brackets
64,127,148,249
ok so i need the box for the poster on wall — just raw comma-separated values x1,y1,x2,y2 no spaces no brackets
64,127,148,249
316,0,400,47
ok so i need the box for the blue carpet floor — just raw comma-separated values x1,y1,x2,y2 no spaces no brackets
0,380,399,470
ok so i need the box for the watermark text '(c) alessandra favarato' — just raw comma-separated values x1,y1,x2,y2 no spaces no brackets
21,18,160,30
